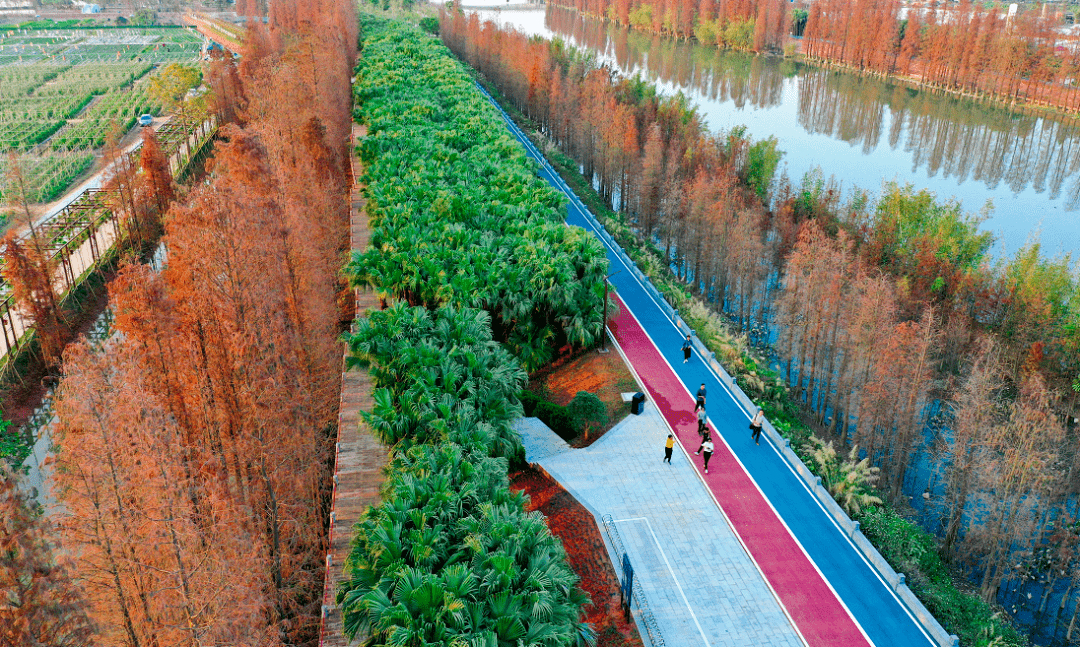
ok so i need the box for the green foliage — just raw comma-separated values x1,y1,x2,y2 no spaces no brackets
347,16,609,372
147,63,201,116
339,444,594,646
0,153,95,204
535,400,578,442
519,389,543,417
790,8,809,36
346,303,526,457
858,506,1026,647
419,16,439,35
803,435,882,516
870,182,994,285
130,9,156,26
0,413,31,466
339,18,594,646
568,391,607,434
628,3,653,30
721,18,756,51
693,18,717,46
744,135,782,202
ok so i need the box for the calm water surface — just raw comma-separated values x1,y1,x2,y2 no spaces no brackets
470,5,1080,260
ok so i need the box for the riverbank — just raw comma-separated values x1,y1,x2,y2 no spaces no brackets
453,36,1029,641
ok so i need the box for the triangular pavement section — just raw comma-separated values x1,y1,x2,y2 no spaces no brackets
529,404,805,647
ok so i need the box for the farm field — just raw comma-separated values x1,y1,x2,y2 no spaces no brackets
0,26,201,209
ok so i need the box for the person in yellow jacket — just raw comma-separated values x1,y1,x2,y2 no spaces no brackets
663,434,675,464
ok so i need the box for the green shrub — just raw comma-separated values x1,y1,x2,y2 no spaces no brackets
568,390,607,435
347,15,608,372
519,389,542,417
418,16,439,35
338,18,594,646
535,401,578,441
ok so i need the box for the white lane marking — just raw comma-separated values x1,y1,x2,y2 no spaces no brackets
613,516,711,647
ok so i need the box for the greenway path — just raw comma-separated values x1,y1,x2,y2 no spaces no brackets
480,85,947,647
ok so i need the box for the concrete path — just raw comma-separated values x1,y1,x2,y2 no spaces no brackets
515,407,804,647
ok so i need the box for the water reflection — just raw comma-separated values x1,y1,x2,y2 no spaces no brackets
534,6,1080,253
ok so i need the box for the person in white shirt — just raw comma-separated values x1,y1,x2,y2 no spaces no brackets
750,408,765,445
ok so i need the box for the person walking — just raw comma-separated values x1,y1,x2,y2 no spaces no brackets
663,434,675,464
694,383,707,411
701,437,715,474
682,334,692,363
696,407,707,436
695,430,711,455
750,408,765,445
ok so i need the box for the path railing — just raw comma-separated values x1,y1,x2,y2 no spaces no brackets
601,514,665,647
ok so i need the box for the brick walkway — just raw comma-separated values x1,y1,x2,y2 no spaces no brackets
318,124,387,647
516,404,805,647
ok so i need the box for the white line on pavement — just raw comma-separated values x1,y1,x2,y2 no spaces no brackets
613,516,711,647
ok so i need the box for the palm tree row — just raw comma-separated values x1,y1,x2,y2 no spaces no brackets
346,16,610,372
337,17,600,646
338,304,594,645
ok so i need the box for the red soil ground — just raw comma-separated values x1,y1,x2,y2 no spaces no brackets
529,348,639,447
510,466,644,647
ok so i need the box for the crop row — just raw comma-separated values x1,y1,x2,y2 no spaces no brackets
0,152,93,204
0,63,66,97
0,120,65,151
32,61,152,96
0,93,93,122
50,89,159,151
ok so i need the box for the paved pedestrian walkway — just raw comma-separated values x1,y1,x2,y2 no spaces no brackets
517,407,804,647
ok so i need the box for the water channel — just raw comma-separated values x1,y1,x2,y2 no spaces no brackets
467,4,1080,261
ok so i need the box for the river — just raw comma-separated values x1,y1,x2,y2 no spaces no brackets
463,3,1080,261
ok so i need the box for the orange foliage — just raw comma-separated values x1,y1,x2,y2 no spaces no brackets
52,0,357,644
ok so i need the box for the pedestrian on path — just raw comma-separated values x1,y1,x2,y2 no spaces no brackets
664,434,674,464
682,334,692,363
702,438,715,474
750,408,765,445
697,408,707,436
695,430,711,455
694,383,707,411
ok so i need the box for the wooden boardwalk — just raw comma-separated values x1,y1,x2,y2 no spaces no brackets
318,125,387,647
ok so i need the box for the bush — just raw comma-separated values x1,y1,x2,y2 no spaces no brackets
568,390,607,435
535,401,578,442
745,135,782,202
418,16,439,35
519,389,542,417
338,19,594,646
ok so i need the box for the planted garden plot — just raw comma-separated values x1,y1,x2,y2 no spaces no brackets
0,64,65,96
0,27,199,205
0,153,94,204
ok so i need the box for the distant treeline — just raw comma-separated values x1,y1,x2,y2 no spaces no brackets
543,0,1080,112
